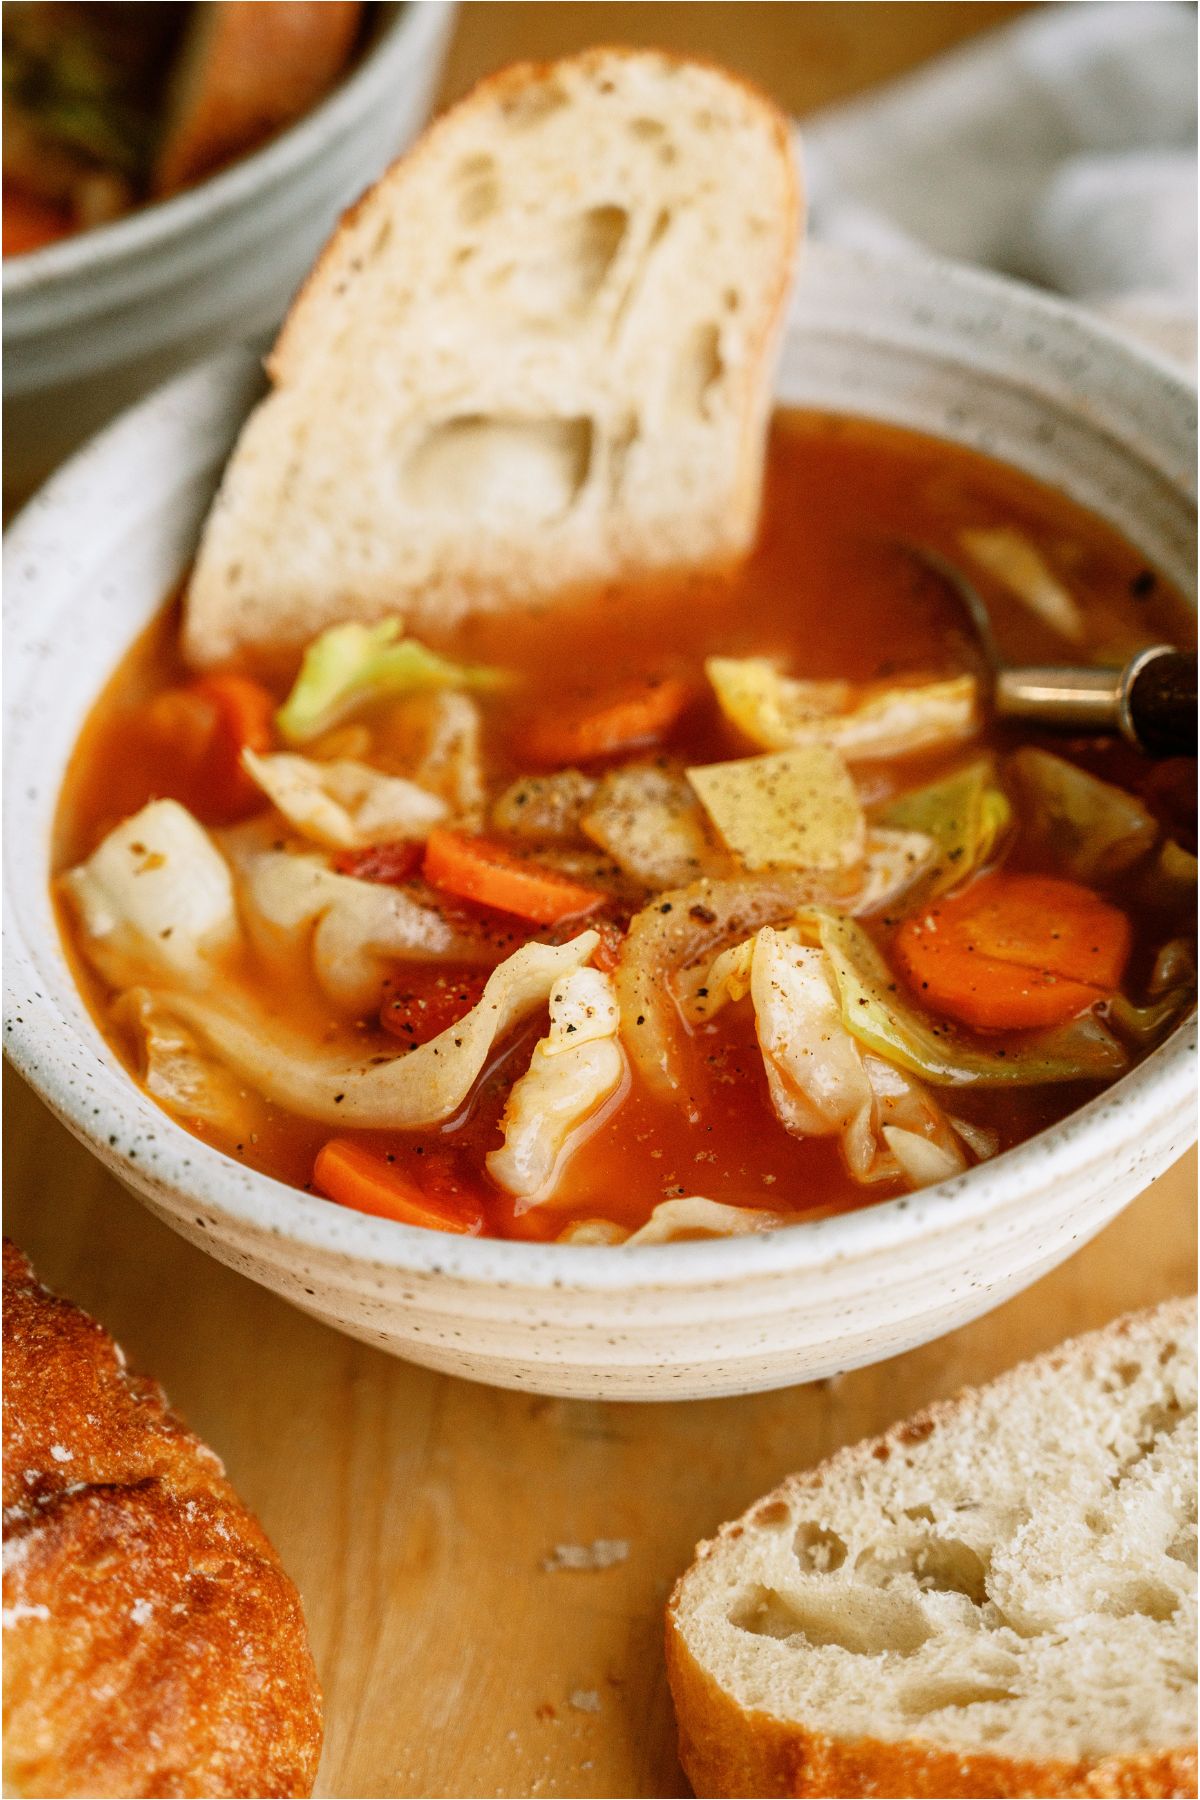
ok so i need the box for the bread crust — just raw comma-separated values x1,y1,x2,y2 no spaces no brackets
666,1300,1198,1800
665,1626,1198,1798
2,1241,322,1799
154,1,363,196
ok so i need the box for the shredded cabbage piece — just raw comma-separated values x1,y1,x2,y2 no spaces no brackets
752,927,884,1180
706,656,978,760
558,1199,790,1245
847,828,939,916
863,1053,967,1184
747,929,967,1187
624,1198,791,1243
682,831,934,1026
1007,748,1158,881
881,1126,965,1187
114,988,269,1139
406,691,487,824
878,759,1011,900
276,618,508,745
1150,938,1196,997
689,933,764,1020
239,849,494,1012
959,527,1085,643
492,769,598,841
1136,839,1198,910
800,911,1129,1086
946,1116,1000,1161
487,967,626,1205
583,762,724,886
242,750,446,849
1103,990,1194,1048
616,869,854,1092
557,1219,630,1245
687,746,865,872
139,933,600,1128
1102,939,1195,1047
60,799,239,989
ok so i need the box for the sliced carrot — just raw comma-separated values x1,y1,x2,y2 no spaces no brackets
423,828,605,925
139,673,275,821
141,686,221,765
895,872,1131,1031
313,1140,485,1235
334,841,423,884
380,965,491,1044
3,190,72,256
523,675,690,765
192,674,275,812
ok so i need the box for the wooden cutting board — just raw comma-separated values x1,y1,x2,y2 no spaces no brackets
15,8,1193,1800
6,1073,1194,1798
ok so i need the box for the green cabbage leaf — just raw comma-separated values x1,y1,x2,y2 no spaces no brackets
276,618,509,745
1006,748,1158,882
877,758,1010,901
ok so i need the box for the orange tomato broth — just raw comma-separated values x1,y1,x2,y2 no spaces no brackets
52,411,1196,1241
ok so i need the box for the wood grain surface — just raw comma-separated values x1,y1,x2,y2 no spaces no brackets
9,8,1196,1800
5,1072,1194,1799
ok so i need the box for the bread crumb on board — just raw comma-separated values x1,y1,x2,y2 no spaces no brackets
540,1537,629,1572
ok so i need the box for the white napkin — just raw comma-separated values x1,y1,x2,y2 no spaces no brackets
800,1,1197,359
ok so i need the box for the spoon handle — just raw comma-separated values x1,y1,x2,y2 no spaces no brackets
993,648,1197,757
1120,647,1198,758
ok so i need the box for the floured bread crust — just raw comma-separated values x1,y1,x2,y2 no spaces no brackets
2,1241,322,1799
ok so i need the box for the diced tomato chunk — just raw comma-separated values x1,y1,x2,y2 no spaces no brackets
334,841,423,884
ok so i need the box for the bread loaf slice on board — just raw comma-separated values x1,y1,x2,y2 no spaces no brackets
153,1,364,196
1,1242,322,1800
183,48,800,672
666,1300,1197,1799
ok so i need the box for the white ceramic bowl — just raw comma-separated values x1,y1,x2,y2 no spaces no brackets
4,246,1196,1400
2,0,457,498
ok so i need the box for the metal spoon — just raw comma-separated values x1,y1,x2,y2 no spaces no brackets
912,547,1197,758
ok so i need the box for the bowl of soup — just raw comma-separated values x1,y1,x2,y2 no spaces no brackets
2,0,457,502
4,244,1196,1398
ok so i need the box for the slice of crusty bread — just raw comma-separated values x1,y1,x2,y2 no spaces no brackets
667,1300,1198,1799
153,2,364,197
182,48,800,671
2,1241,322,1799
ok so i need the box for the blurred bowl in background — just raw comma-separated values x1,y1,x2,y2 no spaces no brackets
2,0,457,502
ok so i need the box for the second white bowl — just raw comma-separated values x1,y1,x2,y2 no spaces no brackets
2,0,457,498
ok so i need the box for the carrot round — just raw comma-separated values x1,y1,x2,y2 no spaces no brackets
314,1140,485,1235
193,674,276,810
895,872,1131,1032
140,673,275,820
423,828,605,925
523,675,690,765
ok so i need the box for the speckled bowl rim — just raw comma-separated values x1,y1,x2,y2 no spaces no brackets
4,248,1196,1295
2,0,455,293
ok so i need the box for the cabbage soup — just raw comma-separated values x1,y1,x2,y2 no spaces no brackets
54,413,1197,1244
